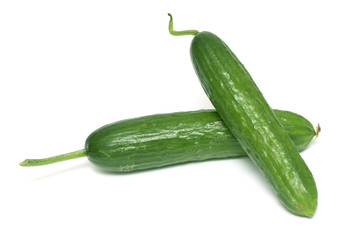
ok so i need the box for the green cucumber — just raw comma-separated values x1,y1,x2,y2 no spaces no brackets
168,14,317,217
20,109,317,173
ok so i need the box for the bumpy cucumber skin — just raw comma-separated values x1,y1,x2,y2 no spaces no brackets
85,110,240,172
85,109,315,173
190,32,317,217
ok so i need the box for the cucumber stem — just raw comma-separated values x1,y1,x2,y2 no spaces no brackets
20,149,87,167
315,124,321,139
168,13,199,36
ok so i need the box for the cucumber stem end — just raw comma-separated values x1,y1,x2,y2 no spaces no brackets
168,13,199,36
20,149,87,167
315,124,321,139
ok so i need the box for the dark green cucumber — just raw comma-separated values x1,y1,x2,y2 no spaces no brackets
84,109,315,172
168,15,317,216
20,109,317,173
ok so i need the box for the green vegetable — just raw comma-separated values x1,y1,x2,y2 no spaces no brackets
168,14,317,217
20,109,317,173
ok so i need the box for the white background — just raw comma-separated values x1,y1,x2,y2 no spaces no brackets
1,0,353,239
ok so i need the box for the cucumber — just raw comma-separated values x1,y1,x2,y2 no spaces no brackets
20,109,317,173
168,14,317,217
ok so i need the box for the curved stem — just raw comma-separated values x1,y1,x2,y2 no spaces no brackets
168,13,199,36
20,149,87,167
